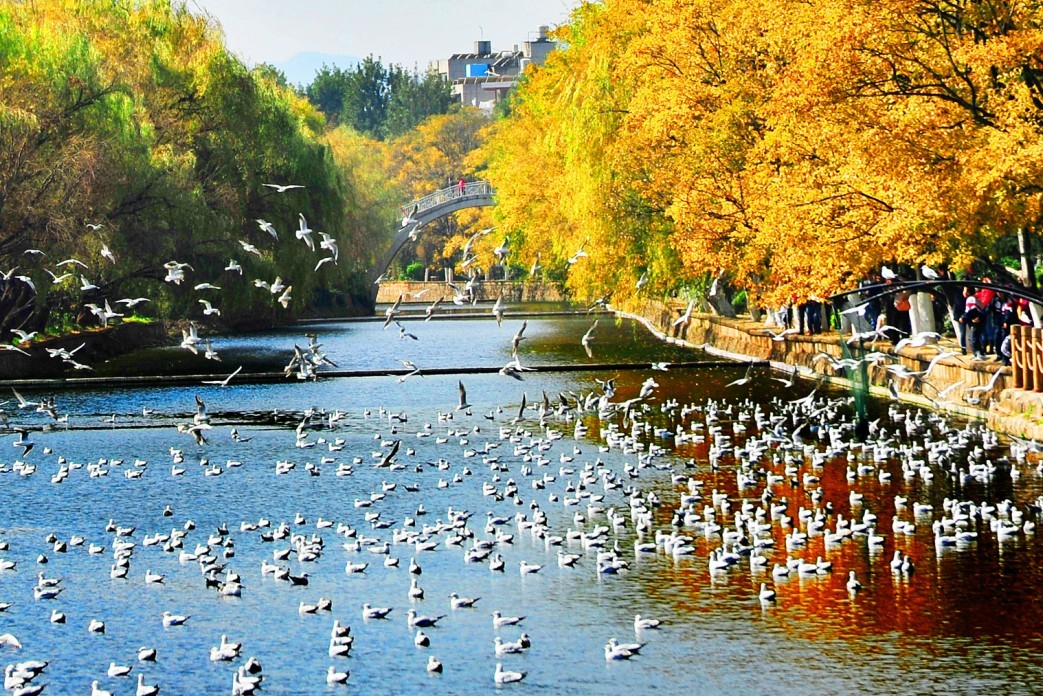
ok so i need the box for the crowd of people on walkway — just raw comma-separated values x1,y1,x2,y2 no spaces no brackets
773,266,1041,367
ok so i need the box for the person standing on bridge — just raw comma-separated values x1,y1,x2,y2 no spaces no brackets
458,177,466,196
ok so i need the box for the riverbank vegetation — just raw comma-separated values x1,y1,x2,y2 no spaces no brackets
0,0,434,340
25,0,1034,338
480,0,1043,307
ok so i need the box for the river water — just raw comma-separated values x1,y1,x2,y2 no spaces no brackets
1,307,1042,694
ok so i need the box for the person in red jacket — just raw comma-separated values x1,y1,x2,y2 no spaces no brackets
975,277,997,355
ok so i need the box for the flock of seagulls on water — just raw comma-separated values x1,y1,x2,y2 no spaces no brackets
2,186,1040,692
2,308,1042,692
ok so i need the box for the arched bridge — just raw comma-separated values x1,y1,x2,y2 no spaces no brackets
368,181,495,290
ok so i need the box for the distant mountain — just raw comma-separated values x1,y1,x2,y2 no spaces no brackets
273,52,361,88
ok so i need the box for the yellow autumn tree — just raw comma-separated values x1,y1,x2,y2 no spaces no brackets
483,0,1043,307
382,108,495,277
482,2,684,302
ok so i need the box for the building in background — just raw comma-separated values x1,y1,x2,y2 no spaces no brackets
433,27,555,112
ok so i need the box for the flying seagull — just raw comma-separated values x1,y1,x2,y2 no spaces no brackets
529,252,542,278
256,219,278,240
726,362,755,387
512,321,528,356
396,322,418,341
384,294,404,329
567,238,589,265
262,183,305,193
203,366,243,387
457,381,471,411
493,292,506,326
239,240,263,257
581,319,598,358
296,214,315,251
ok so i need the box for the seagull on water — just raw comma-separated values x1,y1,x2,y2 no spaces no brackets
136,673,160,696
634,614,661,630
406,609,445,628
492,611,524,628
449,592,480,609
362,604,392,620
162,611,190,627
326,665,349,685
494,663,526,684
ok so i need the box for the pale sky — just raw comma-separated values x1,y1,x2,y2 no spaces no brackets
189,0,580,70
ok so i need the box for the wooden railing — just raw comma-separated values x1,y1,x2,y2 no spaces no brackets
1011,325,1043,390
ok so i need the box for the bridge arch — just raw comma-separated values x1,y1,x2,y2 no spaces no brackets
368,181,495,291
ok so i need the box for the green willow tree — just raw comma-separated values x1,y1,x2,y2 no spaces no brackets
305,58,453,140
0,0,395,337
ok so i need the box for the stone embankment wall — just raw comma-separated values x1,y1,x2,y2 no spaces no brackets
376,280,564,304
0,322,167,381
617,297,1038,437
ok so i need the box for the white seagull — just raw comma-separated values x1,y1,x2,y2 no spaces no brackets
256,219,278,239
262,183,305,193
296,214,316,251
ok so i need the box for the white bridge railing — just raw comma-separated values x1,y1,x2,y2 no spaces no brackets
399,181,494,218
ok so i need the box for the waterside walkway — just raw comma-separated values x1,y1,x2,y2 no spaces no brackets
615,298,1042,440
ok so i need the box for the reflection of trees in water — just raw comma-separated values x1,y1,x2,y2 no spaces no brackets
611,383,1043,643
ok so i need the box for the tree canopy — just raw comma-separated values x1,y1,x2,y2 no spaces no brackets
481,0,1043,305
0,0,398,338
305,57,454,140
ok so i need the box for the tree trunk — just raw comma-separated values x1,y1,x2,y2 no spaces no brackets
1019,227,1037,292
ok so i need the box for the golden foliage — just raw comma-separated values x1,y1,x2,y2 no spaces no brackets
483,0,1043,305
